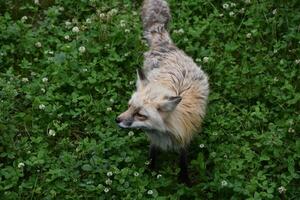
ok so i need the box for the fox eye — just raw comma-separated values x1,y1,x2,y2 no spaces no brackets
135,113,147,121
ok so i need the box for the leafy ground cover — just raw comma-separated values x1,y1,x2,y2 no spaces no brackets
0,0,299,199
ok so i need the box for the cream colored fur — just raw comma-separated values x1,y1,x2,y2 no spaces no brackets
117,0,209,151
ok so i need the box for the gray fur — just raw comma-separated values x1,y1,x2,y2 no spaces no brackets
142,0,172,47
141,0,209,150
117,0,209,151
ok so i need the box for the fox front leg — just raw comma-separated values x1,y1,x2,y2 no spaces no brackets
149,145,158,170
178,148,191,186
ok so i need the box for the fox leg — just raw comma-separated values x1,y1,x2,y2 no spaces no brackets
178,148,191,186
149,145,158,170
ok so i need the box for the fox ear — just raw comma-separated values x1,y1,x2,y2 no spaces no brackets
159,96,182,112
136,69,148,89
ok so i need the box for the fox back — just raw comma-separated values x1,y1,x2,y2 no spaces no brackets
117,0,209,151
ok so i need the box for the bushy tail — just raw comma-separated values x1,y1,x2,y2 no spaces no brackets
141,0,172,47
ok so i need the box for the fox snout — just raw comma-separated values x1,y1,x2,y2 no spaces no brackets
115,117,122,123
116,112,133,128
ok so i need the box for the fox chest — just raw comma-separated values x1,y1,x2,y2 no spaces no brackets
146,131,178,151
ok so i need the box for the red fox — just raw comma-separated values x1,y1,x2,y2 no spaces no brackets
116,0,209,185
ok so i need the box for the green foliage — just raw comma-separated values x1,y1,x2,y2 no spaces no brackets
0,0,299,199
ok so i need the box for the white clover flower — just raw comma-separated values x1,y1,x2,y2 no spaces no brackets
221,180,228,186
245,0,251,4
173,29,178,34
34,0,40,5
179,28,185,34
295,59,300,64
246,33,252,38
272,9,277,15
288,128,295,133
219,13,224,17
18,162,25,168
79,46,86,53
99,13,106,19
239,8,245,14
230,3,236,7
35,42,42,48
82,68,88,72
173,29,184,34
72,18,78,23
48,129,56,136
41,88,46,93
147,190,153,195
128,131,134,137
278,186,286,194
106,107,112,112
107,171,113,177
72,26,80,33
125,29,130,33
42,77,48,83
22,77,29,82
195,58,201,62
199,144,205,148
157,174,162,179
109,8,118,16
105,179,112,185
109,98,114,103
65,21,71,26
229,11,235,17
120,20,126,27
211,152,217,157
134,172,139,177
86,18,92,24
21,16,28,22
104,187,110,193
59,7,64,12
203,57,209,63
64,35,70,40
223,3,229,10
44,50,53,55
111,8,118,14
39,104,46,110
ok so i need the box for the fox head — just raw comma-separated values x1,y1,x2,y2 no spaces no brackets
116,69,181,133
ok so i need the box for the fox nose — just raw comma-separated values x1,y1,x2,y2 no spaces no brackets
115,117,122,123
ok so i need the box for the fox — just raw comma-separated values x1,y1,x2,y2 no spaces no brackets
116,0,209,185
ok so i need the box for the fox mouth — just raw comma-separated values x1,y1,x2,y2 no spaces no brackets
117,121,145,130
118,122,131,128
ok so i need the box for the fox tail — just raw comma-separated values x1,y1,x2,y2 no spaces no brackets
141,0,172,47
